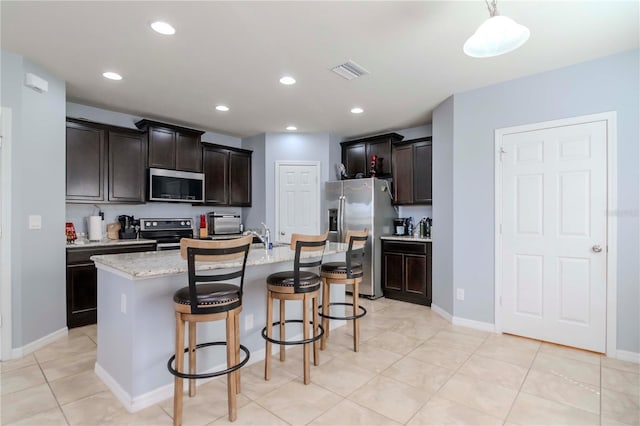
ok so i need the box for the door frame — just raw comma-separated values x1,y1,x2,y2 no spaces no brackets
274,161,321,242
494,111,617,356
1,107,13,360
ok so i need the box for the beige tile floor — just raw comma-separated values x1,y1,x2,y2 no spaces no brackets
1,297,639,425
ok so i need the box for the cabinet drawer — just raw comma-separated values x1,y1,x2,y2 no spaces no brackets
67,243,156,264
383,241,427,254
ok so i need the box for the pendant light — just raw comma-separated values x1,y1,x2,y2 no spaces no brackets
464,0,530,58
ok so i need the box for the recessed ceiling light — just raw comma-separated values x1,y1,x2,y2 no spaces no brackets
279,76,296,85
150,21,176,35
215,105,230,112
102,72,122,81
286,126,297,131
350,107,364,114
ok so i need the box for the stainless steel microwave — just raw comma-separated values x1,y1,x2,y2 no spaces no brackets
148,168,205,203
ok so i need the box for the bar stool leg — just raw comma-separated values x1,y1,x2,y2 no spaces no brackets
353,280,360,352
302,294,310,384
279,300,286,362
312,293,320,365
225,312,237,422
173,312,185,426
264,291,273,381
235,311,241,394
320,279,329,350
188,321,196,397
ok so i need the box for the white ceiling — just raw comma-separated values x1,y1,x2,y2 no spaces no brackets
2,1,638,139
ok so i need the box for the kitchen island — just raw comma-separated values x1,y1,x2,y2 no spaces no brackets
91,242,348,412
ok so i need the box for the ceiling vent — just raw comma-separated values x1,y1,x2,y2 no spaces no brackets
331,60,370,80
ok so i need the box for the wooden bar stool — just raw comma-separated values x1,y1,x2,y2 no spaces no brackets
167,235,252,425
319,229,368,352
262,232,328,385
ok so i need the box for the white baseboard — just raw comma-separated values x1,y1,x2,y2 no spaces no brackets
452,316,496,333
430,304,452,322
430,305,496,333
612,349,640,364
11,327,68,359
96,319,348,413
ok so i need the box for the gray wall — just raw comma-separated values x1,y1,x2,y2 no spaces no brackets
242,133,266,230
262,132,333,235
432,96,455,314
436,49,640,352
2,50,67,348
67,102,242,148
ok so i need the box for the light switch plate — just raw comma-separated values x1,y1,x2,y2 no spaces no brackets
456,288,465,301
28,215,42,229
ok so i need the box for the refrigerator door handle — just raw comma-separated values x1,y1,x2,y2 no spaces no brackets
338,195,345,242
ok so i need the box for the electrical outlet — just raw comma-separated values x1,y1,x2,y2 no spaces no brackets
245,314,254,331
456,288,465,301
121,294,127,314
28,215,42,229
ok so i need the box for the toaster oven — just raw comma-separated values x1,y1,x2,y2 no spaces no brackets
207,213,241,235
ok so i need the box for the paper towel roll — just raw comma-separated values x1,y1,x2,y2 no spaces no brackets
88,216,103,241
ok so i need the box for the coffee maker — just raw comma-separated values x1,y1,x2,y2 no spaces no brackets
118,215,138,239
393,218,409,236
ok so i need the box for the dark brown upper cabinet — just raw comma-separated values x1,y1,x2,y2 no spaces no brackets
392,137,432,205
202,143,252,207
135,119,204,173
66,118,146,203
340,133,404,179
66,120,105,201
229,150,251,206
108,129,147,202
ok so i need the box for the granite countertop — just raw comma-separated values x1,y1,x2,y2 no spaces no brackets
66,238,157,250
91,241,348,279
380,235,432,242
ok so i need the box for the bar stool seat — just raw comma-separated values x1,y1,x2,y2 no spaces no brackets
262,232,328,385
320,262,363,277
173,284,240,307
267,271,321,290
319,229,368,352
167,236,252,425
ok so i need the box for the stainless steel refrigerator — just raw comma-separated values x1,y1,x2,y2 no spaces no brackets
325,178,397,298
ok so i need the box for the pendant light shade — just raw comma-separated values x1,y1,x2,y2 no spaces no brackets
464,1,530,58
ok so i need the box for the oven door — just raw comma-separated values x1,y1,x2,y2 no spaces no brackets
156,242,181,251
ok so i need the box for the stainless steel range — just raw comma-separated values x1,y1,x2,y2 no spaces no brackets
139,218,194,250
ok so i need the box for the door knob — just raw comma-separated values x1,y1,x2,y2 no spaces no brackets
280,231,285,236
592,245,603,253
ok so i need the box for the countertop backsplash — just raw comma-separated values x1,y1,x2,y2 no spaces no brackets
397,205,432,223
66,203,244,234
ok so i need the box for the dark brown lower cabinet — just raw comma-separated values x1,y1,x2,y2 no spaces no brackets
66,243,156,328
382,239,432,305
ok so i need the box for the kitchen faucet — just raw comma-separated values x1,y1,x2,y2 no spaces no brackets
243,222,271,248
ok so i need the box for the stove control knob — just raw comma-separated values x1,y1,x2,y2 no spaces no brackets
185,221,191,226
152,222,157,226
145,222,151,227
180,221,185,226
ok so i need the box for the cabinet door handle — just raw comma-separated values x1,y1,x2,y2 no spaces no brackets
592,245,603,253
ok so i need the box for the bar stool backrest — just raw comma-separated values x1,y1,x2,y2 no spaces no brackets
179,236,253,314
344,228,369,279
289,232,329,289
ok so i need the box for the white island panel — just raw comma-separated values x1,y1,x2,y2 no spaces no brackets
93,242,347,412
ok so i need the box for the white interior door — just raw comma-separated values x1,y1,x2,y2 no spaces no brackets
500,119,607,353
276,162,320,243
